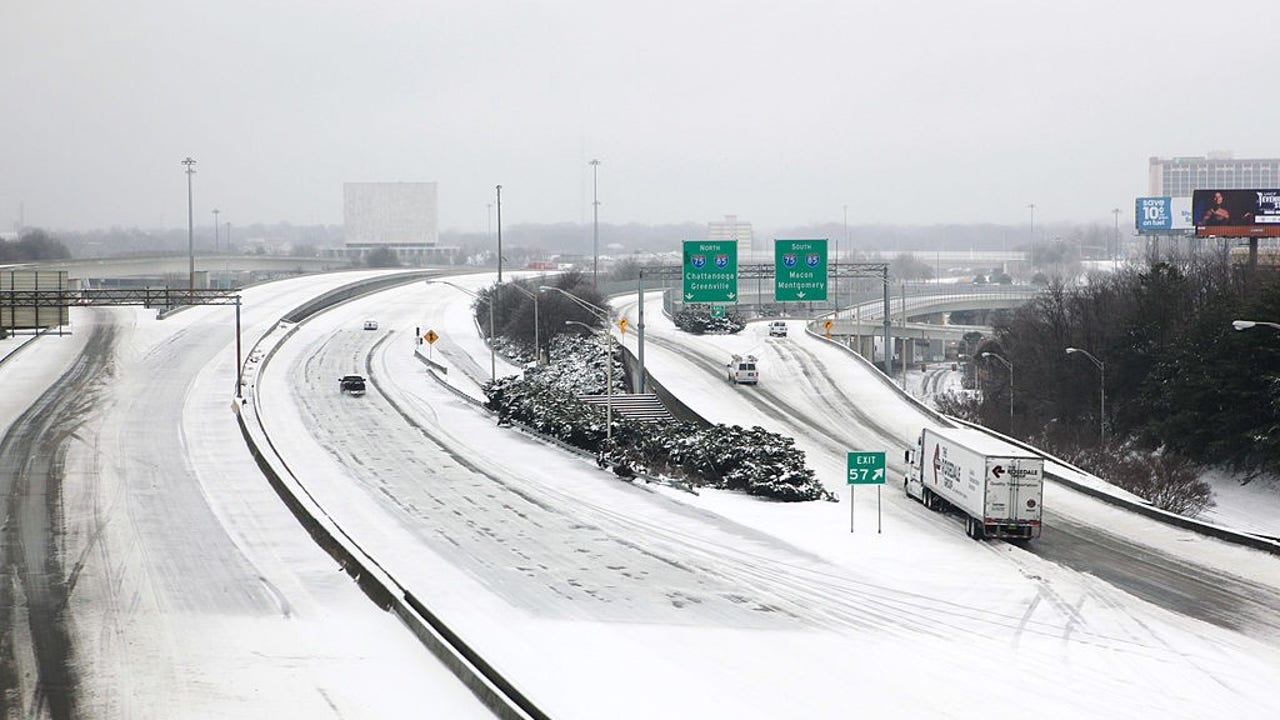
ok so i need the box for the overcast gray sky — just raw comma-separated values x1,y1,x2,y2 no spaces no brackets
3,0,1276,234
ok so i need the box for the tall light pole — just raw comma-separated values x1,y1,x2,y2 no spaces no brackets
495,185,503,283
541,286,613,439
508,283,542,366
981,352,1014,431
566,319,613,441
839,203,847,311
182,157,197,290
590,158,601,287
1065,347,1105,446
1111,208,1120,271
212,208,220,253
429,279,495,383
1027,203,1035,248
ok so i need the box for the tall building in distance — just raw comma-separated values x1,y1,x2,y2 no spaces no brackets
708,214,753,256
339,182,455,265
1149,152,1280,197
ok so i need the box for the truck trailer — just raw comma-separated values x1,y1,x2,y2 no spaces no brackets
904,426,1044,540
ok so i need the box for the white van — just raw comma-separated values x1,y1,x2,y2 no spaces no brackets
726,354,759,384
768,321,788,337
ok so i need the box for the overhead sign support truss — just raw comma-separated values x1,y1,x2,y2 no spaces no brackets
647,262,894,375
3,288,246,398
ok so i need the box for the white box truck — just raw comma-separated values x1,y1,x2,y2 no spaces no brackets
904,426,1044,540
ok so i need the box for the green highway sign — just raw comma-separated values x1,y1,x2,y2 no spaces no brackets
683,240,738,303
847,451,886,485
775,239,828,302
710,305,726,318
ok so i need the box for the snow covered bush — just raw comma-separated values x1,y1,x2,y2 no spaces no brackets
673,308,745,335
484,335,832,502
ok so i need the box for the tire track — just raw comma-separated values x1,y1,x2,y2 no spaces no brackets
1,320,115,720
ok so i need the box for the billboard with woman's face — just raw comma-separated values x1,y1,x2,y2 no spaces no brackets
1193,189,1280,237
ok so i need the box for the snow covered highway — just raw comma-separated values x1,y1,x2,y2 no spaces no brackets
0,273,494,720
3,271,1280,719
613,295,1280,642
257,276,1280,719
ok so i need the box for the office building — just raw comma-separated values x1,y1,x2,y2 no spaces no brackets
708,214,754,256
1149,152,1280,197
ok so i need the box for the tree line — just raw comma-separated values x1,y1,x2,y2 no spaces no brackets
0,229,71,262
945,256,1279,514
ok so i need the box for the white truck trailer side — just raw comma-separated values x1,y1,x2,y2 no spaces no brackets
904,426,1044,540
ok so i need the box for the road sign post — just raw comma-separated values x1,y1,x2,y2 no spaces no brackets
775,239,828,302
424,328,439,362
847,451,886,533
683,240,738,304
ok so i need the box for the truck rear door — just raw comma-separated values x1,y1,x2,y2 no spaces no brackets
984,458,1042,525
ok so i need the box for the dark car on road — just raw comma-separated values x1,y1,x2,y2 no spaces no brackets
339,374,367,396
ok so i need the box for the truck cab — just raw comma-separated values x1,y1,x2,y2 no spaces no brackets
726,354,759,384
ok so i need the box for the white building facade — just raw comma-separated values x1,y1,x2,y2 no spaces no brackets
339,182,455,264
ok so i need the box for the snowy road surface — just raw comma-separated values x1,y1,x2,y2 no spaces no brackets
0,273,494,720
256,278,1280,719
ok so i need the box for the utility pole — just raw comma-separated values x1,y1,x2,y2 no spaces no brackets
496,185,503,283
1111,208,1120,271
590,158,601,286
182,157,197,290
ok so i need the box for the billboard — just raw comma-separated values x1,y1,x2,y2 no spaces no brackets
1135,197,1192,234
1193,189,1280,237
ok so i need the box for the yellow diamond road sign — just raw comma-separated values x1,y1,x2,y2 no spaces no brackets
424,329,439,344
619,318,628,334
823,318,834,330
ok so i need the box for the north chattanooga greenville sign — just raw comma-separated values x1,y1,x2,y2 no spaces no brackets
682,240,738,302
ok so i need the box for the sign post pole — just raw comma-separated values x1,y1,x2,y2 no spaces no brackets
847,451,886,535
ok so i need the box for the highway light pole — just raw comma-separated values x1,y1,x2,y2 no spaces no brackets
1111,207,1120,271
1065,347,1105,447
508,283,542,366
566,319,613,441
590,159,601,287
496,185,503,283
182,157,197,290
543,286,614,439
429,279,495,383
981,351,1014,431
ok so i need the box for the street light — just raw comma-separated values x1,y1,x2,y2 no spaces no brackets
427,279,495,383
589,159,601,287
506,282,542,366
1065,347,1105,446
565,319,614,441
980,352,1014,431
495,185,503,284
1111,208,1120,271
213,208,220,254
1233,319,1280,331
182,157,197,290
543,286,614,440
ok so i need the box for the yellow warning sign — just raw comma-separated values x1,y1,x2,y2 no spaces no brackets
424,329,439,344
